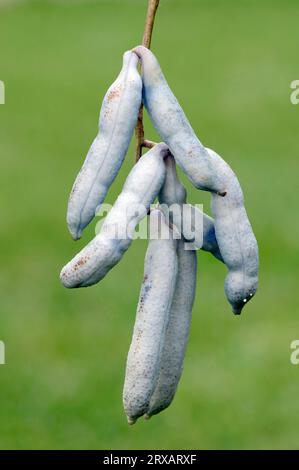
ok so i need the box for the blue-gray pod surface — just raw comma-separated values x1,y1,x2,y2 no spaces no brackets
146,156,197,417
67,51,142,240
207,148,259,314
133,46,225,195
123,209,178,424
158,154,223,261
60,143,168,288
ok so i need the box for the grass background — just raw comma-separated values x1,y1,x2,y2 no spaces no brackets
0,0,298,449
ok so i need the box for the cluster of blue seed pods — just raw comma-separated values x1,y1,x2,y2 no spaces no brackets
60,46,259,423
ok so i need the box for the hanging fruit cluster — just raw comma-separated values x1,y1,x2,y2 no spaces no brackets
60,45,259,424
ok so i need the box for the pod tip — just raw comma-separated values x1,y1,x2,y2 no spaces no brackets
127,416,137,426
60,267,81,289
67,225,82,241
232,305,243,315
73,232,82,241
60,269,70,289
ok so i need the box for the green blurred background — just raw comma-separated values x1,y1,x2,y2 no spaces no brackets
0,0,298,450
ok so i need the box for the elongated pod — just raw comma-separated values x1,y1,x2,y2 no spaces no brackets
159,154,223,262
146,157,197,417
146,239,197,417
133,46,224,194
207,148,259,314
123,209,178,424
67,51,142,240
60,143,168,288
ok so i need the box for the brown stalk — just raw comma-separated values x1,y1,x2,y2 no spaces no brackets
135,0,160,162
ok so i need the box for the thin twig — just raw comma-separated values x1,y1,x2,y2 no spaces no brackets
135,0,160,162
142,0,160,49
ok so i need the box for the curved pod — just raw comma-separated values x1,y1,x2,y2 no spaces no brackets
133,46,224,194
208,148,259,314
147,239,197,417
145,156,197,417
67,51,142,240
60,143,168,288
123,209,178,424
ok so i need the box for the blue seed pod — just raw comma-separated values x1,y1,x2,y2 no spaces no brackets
207,148,259,314
67,51,142,240
123,209,178,424
60,143,168,288
145,156,197,417
133,46,225,195
147,239,196,417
